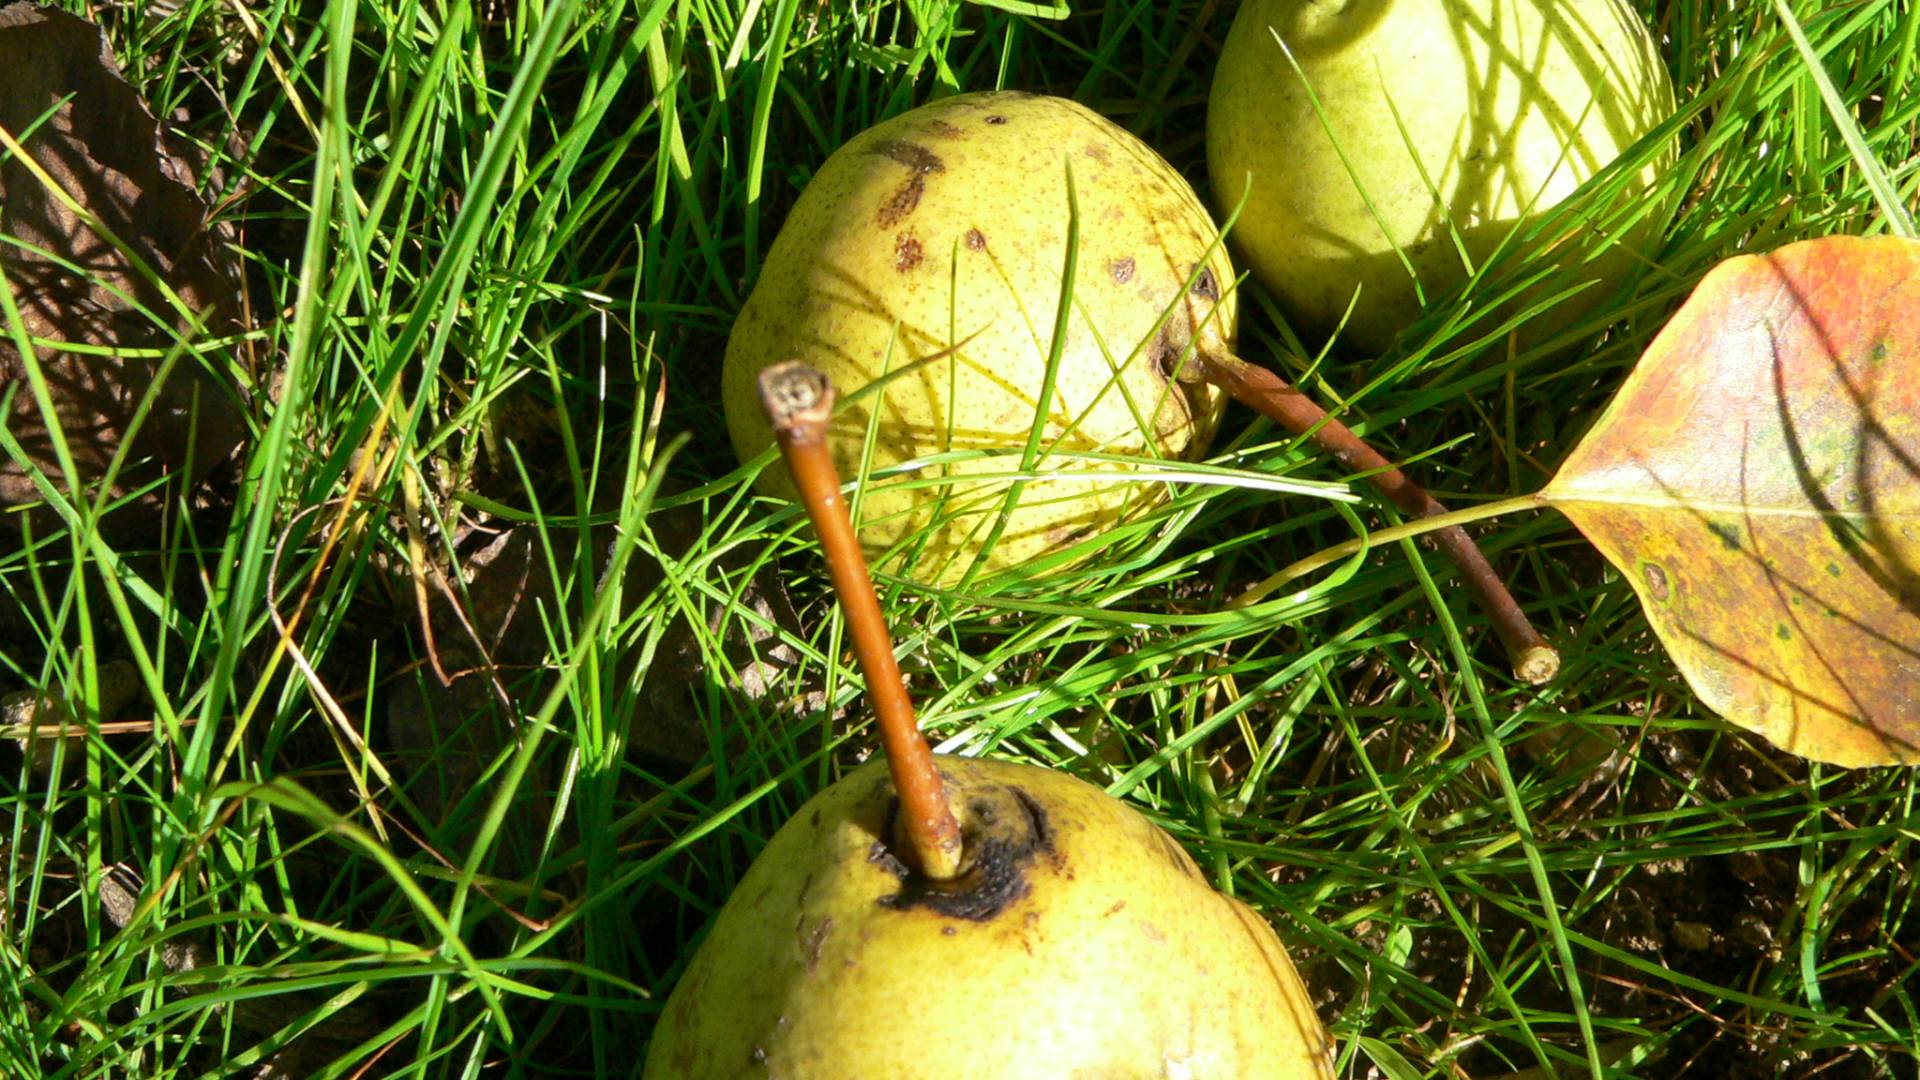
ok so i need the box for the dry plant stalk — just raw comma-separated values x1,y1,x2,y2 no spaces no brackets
1194,352,1559,684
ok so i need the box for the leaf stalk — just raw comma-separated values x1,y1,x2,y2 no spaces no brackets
1196,353,1559,684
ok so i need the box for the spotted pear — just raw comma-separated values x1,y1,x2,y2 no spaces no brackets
722,91,1555,681
645,363,1335,1078
722,91,1232,585
642,755,1334,1079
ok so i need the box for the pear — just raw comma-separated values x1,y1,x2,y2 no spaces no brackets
723,90,1558,678
642,755,1334,1079
1207,0,1677,353
645,362,1335,1079
723,91,1232,586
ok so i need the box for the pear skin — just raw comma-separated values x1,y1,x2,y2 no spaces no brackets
644,756,1334,1079
1207,0,1676,353
723,92,1232,586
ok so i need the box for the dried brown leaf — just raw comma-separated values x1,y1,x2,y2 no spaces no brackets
0,2,247,530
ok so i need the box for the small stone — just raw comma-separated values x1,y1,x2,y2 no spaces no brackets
7,659,141,773
1669,920,1712,951
1733,912,1774,951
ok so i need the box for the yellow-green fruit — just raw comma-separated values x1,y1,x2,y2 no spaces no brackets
724,92,1231,585
643,756,1334,1079
1207,0,1677,353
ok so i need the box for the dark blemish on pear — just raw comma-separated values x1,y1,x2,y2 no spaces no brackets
874,787,1055,922
884,828,1032,921
1110,257,1135,284
873,141,945,228
878,140,944,173
985,114,1007,125
925,119,964,139
867,838,904,872
1149,327,1180,381
801,916,834,971
894,232,924,272
965,228,986,251
1191,266,1219,301
876,177,926,228
1146,324,1207,428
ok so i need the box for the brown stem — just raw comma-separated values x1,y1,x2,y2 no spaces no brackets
1195,353,1559,685
758,361,966,880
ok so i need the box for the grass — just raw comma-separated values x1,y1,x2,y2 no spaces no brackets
2,0,1918,1076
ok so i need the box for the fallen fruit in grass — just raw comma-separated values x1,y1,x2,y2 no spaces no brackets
723,90,1232,585
643,363,1336,1079
643,753,1334,1079
726,91,1557,681
1207,0,1676,353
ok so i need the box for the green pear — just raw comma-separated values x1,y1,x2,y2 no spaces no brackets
643,755,1334,1079
723,91,1232,586
1207,0,1676,353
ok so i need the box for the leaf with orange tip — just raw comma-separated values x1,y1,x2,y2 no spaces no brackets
1543,234,1920,768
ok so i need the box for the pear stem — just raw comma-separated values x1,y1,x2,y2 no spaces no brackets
759,361,965,881
1196,353,1559,685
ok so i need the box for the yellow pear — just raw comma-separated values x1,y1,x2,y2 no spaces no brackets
1207,0,1676,353
723,91,1232,585
642,755,1334,1079
650,361,1335,1076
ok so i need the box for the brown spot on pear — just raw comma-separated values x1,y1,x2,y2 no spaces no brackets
893,232,924,272
873,141,945,228
642,756,1333,1078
